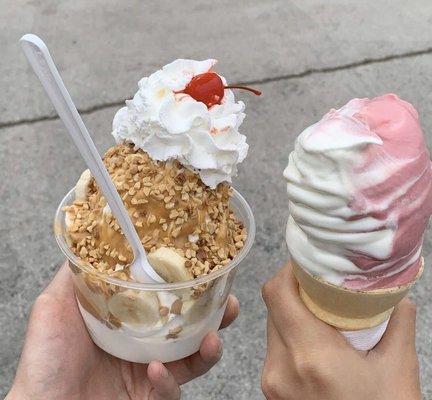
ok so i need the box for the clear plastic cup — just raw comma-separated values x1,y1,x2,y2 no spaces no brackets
54,187,255,363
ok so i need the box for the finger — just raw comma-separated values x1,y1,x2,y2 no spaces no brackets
147,361,181,400
262,261,313,319
265,313,289,363
219,295,240,329
198,330,223,365
262,316,294,392
267,313,285,350
262,261,341,343
373,297,417,356
31,262,76,317
164,331,223,384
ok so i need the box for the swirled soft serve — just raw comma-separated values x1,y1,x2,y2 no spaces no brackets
284,94,432,290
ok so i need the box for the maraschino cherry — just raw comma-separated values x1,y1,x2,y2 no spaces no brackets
182,72,261,108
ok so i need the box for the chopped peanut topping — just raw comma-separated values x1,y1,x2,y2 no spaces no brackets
64,143,246,280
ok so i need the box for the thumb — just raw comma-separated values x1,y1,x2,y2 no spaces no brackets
147,361,181,400
43,261,75,300
373,297,417,355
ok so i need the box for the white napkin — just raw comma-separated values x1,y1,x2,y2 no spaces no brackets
340,318,390,351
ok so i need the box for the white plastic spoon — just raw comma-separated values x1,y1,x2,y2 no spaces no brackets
20,34,162,283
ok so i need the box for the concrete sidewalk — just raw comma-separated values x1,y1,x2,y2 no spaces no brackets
1,1,432,398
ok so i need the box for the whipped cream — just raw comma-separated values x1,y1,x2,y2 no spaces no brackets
284,94,432,289
112,59,248,188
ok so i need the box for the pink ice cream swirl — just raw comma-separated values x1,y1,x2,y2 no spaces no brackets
284,94,432,290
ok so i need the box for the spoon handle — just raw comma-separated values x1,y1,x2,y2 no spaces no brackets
20,34,160,283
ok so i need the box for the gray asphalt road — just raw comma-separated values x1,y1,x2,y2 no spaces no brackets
1,1,432,398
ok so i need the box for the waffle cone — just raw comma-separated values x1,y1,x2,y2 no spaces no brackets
291,259,424,331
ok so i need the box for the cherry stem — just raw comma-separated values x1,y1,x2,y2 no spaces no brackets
224,85,262,96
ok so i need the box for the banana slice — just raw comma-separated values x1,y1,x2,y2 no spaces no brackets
182,294,213,325
182,276,228,325
74,275,109,321
157,291,179,315
65,169,91,231
75,169,92,201
65,210,74,229
148,247,193,282
121,320,164,338
108,290,160,326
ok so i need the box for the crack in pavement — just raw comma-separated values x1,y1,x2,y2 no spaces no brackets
240,46,432,86
0,100,125,129
3,46,432,130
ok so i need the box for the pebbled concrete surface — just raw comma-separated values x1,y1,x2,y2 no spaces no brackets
3,0,432,124
2,1,432,399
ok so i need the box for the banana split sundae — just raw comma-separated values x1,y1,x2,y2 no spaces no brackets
59,59,258,362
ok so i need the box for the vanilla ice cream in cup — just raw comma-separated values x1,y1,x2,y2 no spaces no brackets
54,186,254,363
53,59,259,363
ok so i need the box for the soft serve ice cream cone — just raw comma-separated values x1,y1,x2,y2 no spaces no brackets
55,59,258,362
284,94,432,350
